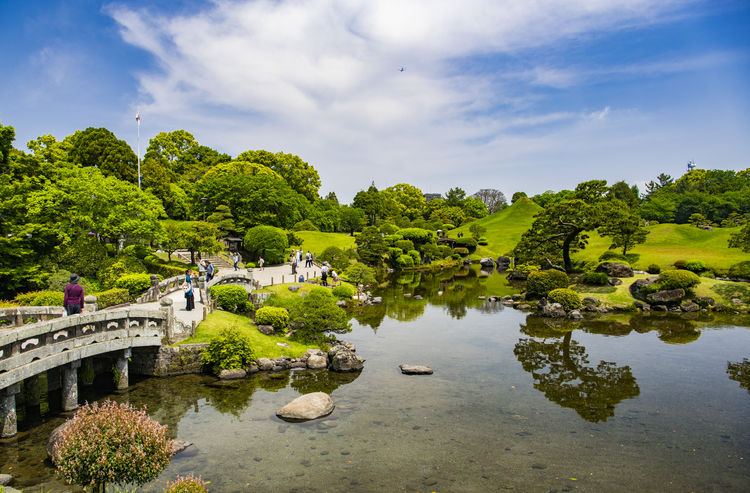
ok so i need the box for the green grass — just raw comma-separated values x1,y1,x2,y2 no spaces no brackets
254,282,319,299
295,231,356,256
177,310,314,358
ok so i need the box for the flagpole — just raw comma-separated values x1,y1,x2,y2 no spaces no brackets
136,109,141,189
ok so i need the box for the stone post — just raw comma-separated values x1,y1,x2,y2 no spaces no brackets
62,360,81,411
115,349,131,390
84,294,98,312
160,298,174,343
1,383,21,438
46,367,62,413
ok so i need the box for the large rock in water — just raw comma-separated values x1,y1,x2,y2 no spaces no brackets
479,258,495,268
541,302,567,318
596,262,634,278
647,289,685,305
277,392,334,421
496,256,511,270
47,422,71,462
328,344,365,372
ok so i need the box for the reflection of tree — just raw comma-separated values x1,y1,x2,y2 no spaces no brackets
352,302,386,331
727,358,750,394
290,369,361,394
255,372,290,392
514,330,640,422
628,316,702,344
204,378,257,416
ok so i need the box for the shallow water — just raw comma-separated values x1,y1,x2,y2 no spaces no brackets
2,269,749,492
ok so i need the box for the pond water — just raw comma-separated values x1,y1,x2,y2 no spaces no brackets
2,267,750,492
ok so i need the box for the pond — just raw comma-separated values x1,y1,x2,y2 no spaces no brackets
2,267,750,492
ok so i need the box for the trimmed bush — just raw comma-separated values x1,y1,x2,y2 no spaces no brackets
165,474,209,493
728,261,750,279
581,271,609,286
332,284,356,299
319,246,351,271
93,288,130,308
31,291,65,306
673,259,687,270
453,247,469,257
379,223,400,235
397,228,434,246
202,327,254,374
293,219,319,231
289,288,351,342
438,245,453,258
526,270,570,299
143,258,185,279
454,237,478,252
407,249,421,265
99,256,147,288
656,270,701,291
244,225,289,264
396,254,414,268
115,273,153,297
599,250,627,262
383,234,404,247
394,239,415,252
255,306,289,330
477,238,489,246
122,244,152,259
684,260,706,273
547,288,582,311
52,400,172,490
647,264,661,274
342,262,376,286
209,285,248,312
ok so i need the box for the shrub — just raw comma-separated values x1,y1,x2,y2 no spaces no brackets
684,260,706,273
52,400,172,490
477,238,488,246
442,223,455,230
292,219,319,231
396,254,414,268
244,225,289,264
397,228,434,246
420,242,440,259
454,237,478,252
526,270,570,298
598,250,628,262
209,285,248,312
454,247,469,257
547,288,582,311
115,273,153,297
122,244,152,259
647,264,661,274
202,327,254,374
673,259,687,270
332,284,356,299
407,249,421,265
394,239,415,252
31,291,65,306
437,245,453,258
728,261,750,279
382,234,404,247
46,270,100,293
379,222,400,235
289,288,351,342
319,246,351,271
93,288,130,308
581,271,609,286
255,306,289,330
143,258,185,279
342,262,376,286
57,236,113,279
656,270,701,292
165,474,209,493
99,256,147,288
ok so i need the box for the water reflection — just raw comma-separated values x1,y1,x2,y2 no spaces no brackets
727,358,750,394
515,315,640,422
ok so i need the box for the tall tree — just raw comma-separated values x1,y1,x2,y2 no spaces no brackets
236,150,321,201
352,184,384,226
382,183,426,220
69,127,138,183
472,188,507,213
598,201,649,255
444,187,466,207
355,226,387,266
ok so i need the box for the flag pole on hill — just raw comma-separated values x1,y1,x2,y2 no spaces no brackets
136,110,141,189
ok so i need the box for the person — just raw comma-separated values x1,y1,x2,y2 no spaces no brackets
258,256,264,271
206,260,215,281
182,270,195,311
330,269,339,286
305,250,312,268
197,255,207,277
233,252,240,271
321,262,329,287
63,273,85,315
291,254,298,275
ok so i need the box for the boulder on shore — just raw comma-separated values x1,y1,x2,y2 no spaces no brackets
596,262,634,278
277,392,334,421
399,364,433,375
257,324,275,335
542,303,567,318
219,369,247,380
647,289,685,305
629,276,659,301
479,257,495,268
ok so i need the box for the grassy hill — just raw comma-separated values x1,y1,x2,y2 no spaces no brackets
296,231,356,255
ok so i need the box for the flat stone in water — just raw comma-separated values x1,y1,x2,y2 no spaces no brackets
400,364,433,375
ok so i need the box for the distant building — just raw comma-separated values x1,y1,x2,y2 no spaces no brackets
424,193,442,202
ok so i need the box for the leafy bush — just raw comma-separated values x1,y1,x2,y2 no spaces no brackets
115,273,153,297
379,222,400,235
343,262,376,286
52,400,172,490
382,234,404,247
122,244,152,259
477,238,488,246
57,236,113,279
396,254,414,268
255,306,289,330
526,270,570,299
647,264,661,274
598,250,628,262
728,261,750,279
93,288,130,308
673,259,687,270
394,239,415,252
31,291,65,306
293,219,319,231
547,288,582,311
99,256,147,288
332,283,356,299
420,242,440,259
684,260,706,273
454,247,469,257
46,270,100,293
289,288,351,342
209,285,248,312
454,237,478,252
201,327,254,374
143,257,185,279
407,249,421,265
398,228,434,246
244,225,289,264
437,245,453,258
319,246,351,271
442,223,455,230
655,270,701,292
581,271,609,286
165,474,209,493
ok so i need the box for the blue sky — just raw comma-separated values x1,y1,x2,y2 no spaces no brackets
1,0,749,202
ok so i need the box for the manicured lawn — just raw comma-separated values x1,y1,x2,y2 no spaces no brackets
177,310,314,358
296,231,356,256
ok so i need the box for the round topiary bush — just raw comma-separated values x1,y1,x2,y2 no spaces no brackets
397,254,414,268
526,270,570,299
684,260,706,273
165,474,209,493
244,225,289,264
547,288,582,311
655,269,701,291
255,306,289,330
52,400,172,491
647,264,661,274
673,259,687,270
332,284,356,299
209,285,249,312
202,327,254,374
115,273,153,297
394,239,415,252
581,271,609,286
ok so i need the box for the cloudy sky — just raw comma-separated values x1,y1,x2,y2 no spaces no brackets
1,0,749,201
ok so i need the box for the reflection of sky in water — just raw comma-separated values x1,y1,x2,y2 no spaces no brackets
2,275,749,492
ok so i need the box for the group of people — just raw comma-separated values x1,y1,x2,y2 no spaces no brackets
196,256,216,281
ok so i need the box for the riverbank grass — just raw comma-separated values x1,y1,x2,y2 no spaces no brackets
178,310,312,358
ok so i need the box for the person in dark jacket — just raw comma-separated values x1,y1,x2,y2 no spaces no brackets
183,270,195,311
63,273,85,315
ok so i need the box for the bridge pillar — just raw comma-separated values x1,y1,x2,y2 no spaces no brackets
46,367,62,413
115,349,131,390
1,383,20,438
62,361,81,411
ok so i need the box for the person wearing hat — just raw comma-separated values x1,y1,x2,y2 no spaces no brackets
321,262,329,287
64,273,85,315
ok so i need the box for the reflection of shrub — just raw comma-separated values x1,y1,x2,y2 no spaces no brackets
165,474,209,493
581,272,609,286
547,288,582,311
53,400,172,490
526,270,570,298
255,306,289,330
684,260,705,273
655,270,701,291
93,288,130,308
115,273,153,297
647,264,661,274
332,284,356,299
209,285,248,312
202,328,254,374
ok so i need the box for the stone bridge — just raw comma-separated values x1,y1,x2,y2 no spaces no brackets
0,305,173,438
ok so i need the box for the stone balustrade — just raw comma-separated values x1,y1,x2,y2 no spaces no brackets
136,273,190,303
0,306,66,329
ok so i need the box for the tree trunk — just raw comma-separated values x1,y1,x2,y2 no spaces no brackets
562,231,579,272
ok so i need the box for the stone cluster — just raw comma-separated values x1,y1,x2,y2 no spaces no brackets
223,343,364,379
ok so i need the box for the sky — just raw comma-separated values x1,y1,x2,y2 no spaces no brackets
1,0,749,202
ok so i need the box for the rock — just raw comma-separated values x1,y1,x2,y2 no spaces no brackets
288,285,303,293
647,289,685,305
307,348,326,357
517,304,531,310
608,278,623,286
371,296,383,304
568,310,583,320
596,262,634,278
613,304,628,311
630,276,659,301
506,270,528,280
0,474,13,486
542,303,567,318
730,297,743,305
399,364,433,375
307,354,327,369
698,225,714,231
277,392,335,421
171,439,193,455
290,361,307,369
335,300,348,307
479,257,495,268
478,296,486,300
652,304,668,312
633,300,651,311
248,365,259,374
582,297,599,306
219,369,247,380
462,258,471,265
329,350,365,372
256,358,274,371
694,296,715,307
276,342,290,348
414,295,423,300
404,293,412,297
681,301,700,312
496,256,511,270
257,324,275,335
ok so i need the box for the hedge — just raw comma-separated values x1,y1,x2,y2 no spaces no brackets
581,271,609,286
394,239,415,252
255,306,289,330
397,228,434,246
209,285,249,312
454,237,478,252
93,288,130,308
548,288,582,311
115,273,153,297
526,270,570,298
331,284,356,299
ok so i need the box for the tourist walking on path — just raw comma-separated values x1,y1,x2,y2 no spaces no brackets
305,250,312,267
182,270,195,311
321,262,329,287
206,261,215,281
63,273,84,315
291,253,298,275
233,252,240,271
197,255,207,277
258,256,264,271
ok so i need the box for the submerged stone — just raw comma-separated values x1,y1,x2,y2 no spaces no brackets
277,392,334,421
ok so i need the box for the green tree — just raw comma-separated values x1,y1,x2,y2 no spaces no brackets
207,204,237,236
289,288,351,342
511,191,527,203
182,222,222,264
244,225,289,264
462,196,488,219
339,206,366,235
729,222,750,252
352,184,384,226
597,201,649,255
236,150,321,201
607,181,640,208
0,122,15,167
355,226,387,266
382,183,426,220
444,187,466,207
469,223,487,239
159,222,185,262
68,127,138,183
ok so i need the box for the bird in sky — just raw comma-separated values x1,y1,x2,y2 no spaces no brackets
399,67,405,72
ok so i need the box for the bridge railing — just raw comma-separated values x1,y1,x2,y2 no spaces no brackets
136,274,189,303
0,306,67,329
